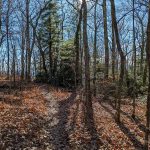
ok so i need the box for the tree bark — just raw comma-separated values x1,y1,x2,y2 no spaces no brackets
49,17,53,80
145,1,150,148
12,44,16,86
21,26,25,80
111,19,116,81
74,4,83,87
36,35,47,74
93,0,98,96
140,22,145,75
83,0,92,126
132,0,136,119
26,0,31,81
0,0,2,34
110,0,126,122
103,0,109,79
6,0,10,79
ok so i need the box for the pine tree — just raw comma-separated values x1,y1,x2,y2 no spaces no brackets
37,0,60,80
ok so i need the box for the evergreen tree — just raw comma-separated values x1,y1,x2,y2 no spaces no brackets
37,0,60,80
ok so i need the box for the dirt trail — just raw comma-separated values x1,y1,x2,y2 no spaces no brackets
0,82,149,149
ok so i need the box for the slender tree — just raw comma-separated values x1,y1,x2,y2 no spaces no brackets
0,0,2,35
74,3,83,87
103,0,109,79
145,1,150,149
25,0,31,81
6,0,11,79
20,18,25,80
93,0,98,96
110,0,126,122
83,0,92,125
132,0,136,119
111,18,116,81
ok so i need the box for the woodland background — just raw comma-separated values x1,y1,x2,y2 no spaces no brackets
0,0,150,149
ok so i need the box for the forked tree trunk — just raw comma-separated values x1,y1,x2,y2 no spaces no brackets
110,0,126,122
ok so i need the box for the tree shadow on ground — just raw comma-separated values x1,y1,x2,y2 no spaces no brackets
0,97,23,106
50,92,77,149
69,97,80,132
50,92,104,150
83,99,104,149
99,101,145,150
1,114,49,149
133,116,148,133
109,101,147,133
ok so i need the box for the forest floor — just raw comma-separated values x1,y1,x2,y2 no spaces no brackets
0,79,149,150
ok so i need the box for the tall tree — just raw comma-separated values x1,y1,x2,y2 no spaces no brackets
103,0,109,79
145,1,150,149
111,17,116,81
74,3,83,87
110,0,126,122
0,0,2,35
93,0,98,96
25,0,31,81
132,0,136,119
38,0,59,80
20,15,25,80
6,0,11,79
36,32,48,74
83,0,92,122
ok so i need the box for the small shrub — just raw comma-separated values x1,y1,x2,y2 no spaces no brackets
35,71,48,83
58,63,75,88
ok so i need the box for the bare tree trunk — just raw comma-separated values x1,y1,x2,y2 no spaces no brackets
6,0,10,79
103,0,109,79
6,24,10,79
93,0,98,96
140,23,145,75
0,0,2,47
133,0,136,80
61,0,65,41
132,0,137,119
33,50,37,77
26,0,31,81
83,0,92,127
36,35,47,74
0,0,2,34
110,0,126,123
21,27,25,80
145,2,150,148
80,30,83,87
83,0,91,101
74,4,83,87
12,44,16,86
49,40,52,79
143,59,147,85
49,17,53,80
111,20,116,81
